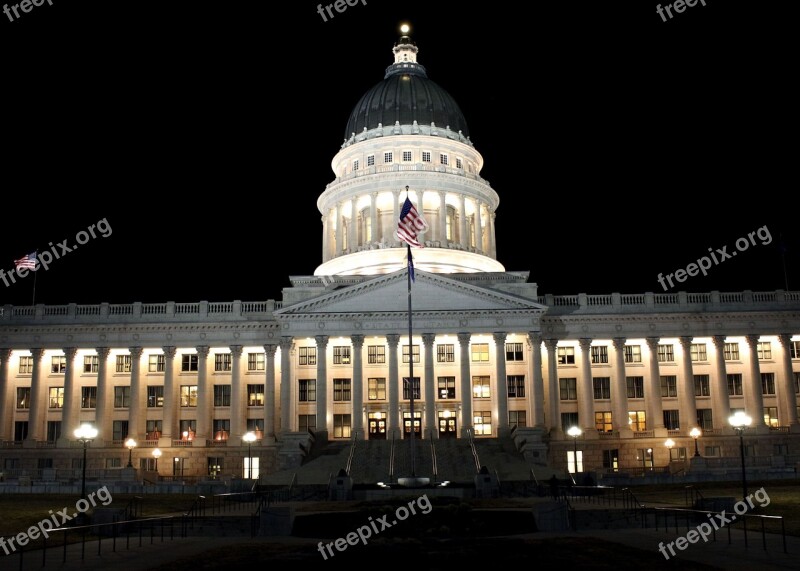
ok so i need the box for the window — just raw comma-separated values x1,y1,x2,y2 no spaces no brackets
402,345,420,363
144,385,163,408
334,378,352,402
727,374,743,396
146,420,162,440
367,345,385,364
81,387,97,409
763,407,779,427
207,456,224,477
603,449,619,471
247,419,264,433
628,410,646,431
107,458,122,469
696,409,713,430
724,342,740,361
660,375,677,397
471,343,489,362
456,157,463,169
437,344,455,363
505,342,524,361
757,342,772,360
46,421,61,442
37,458,53,470
333,414,351,438
474,411,492,435
182,354,198,372
691,343,707,361
437,377,455,399
248,384,265,406
214,354,232,372
439,153,448,166
112,420,129,441
795,372,800,394
626,376,644,399
298,414,316,433
18,356,33,374
248,353,265,371
472,376,490,398
114,386,131,408
509,410,526,428
761,373,776,395
705,446,721,457
16,387,30,409
559,378,577,400
333,346,351,365
593,377,610,400
83,356,99,373
403,377,420,400
353,159,359,172
591,346,608,364
367,154,375,167
402,151,412,162
149,354,165,372
368,378,386,400
422,151,431,162
299,347,317,366
214,385,231,406
624,345,642,363
792,341,800,359
773,443,789,455
507,375,525,398
213,419,230,441
668,447,687,462
560,412,578,433
557,347,575,365
595,411,613,433
694,375,710,397
51,356,66,374
14,421,28,441
663,410,680,430
384,151,393,164
657,344,674,363
179,420,196,439
48,387,64,408
299,379,316,402
180,385,198,407
116,355,131,373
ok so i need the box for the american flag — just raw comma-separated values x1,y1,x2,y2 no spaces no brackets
397,196,428,248
14,252,37,270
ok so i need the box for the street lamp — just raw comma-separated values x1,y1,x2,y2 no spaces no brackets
567,426,581,474
665,438,675,463
690,427,702,457
647,448,654,469
125,438,137,468
74,423,98,500
152,448,162,471
729,411,752,502
242,431,257,479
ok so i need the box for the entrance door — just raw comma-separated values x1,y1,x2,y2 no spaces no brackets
368,412,386,439
403,411,421,438
438,412,457,438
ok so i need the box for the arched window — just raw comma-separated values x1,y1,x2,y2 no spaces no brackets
446,205,457,242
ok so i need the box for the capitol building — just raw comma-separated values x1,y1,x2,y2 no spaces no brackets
1,30,798,482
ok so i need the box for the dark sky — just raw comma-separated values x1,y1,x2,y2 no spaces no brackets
1,1,796,306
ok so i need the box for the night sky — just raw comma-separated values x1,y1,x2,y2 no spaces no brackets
1,1,796,307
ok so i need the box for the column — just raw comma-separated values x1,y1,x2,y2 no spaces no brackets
474,200,483,252
230,345,244,440
387,334,400,437
744,335,766,427
322,213,330,262
370,192,378,244
612,338,631,435
0,349,11,441
58,348,78,446
349,196,357,250
711,336,731,429
93,348,111,444
645,338,665,432
264,344,278,439
128,347,144,440
528,333,545,428
195,346,210,440
438,191,447,244
458,332,473,437
493,332,509,434
161,346,176,442
777,334,799,427
351,335,365,437
279,337,293,432
678,337,697,433
458,194,468,249
391,190,400,247
422,333,436,437
335,202,343,254
26,348,45,443
578,339,595,433
544,339,560,433
488,209,496,258
315,335,329,439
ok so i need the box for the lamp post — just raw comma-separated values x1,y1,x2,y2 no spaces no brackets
647,448,654,470
242,431,257,479
567,426,581,474
125,438,137,468
74,423,98,500
152,448,162,471
665,438,675,463
729,411,752,502
690,427,702,457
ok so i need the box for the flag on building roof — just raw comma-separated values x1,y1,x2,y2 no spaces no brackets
14,252,37,270
397,197,428,248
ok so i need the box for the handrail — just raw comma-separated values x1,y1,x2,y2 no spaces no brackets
123,495,143,519
466,428,481,473
684,484,705,507
345,431,358,475
389,431,396,482
428,429,438,483
529,468,539,487
289,472,298,492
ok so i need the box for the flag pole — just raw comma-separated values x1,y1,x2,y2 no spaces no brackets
31,267,37,306
406,241,416,477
